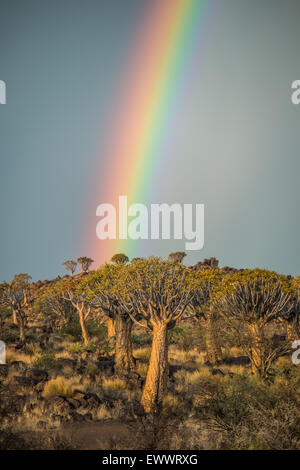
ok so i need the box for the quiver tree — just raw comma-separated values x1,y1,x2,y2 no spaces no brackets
36,281,77,331
285,278,300,342
3,273,32,342
111,253,129,265
118,258,193,413
62,259,77,276
168,252,186,263
61,279,92,345
0,282,10,325
39,278,91,344
214,270,293,378
62,293,91,345
77,257,94,273
83,264,135,372
189,270,224,365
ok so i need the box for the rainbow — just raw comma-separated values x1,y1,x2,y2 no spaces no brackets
84,0,212,266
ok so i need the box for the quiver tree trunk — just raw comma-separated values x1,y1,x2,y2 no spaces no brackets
107,318,116,338
12,310,18,326
286,322,298,343
141,323,168,413
114,315,135,372
17,311,26,343
78,311,90,345
201,317,222,365
247,323,264,376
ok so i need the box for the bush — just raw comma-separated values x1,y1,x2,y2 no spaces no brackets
32,352,55,371
168,325,202,351
131,332,151,347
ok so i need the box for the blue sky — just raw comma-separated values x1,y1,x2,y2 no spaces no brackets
0,0,299,281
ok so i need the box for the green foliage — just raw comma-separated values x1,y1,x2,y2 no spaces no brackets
68,341,95,353
87,319,107,339
111,253,129,264
214,269,292,300
32,351,56,371
131,332,152,346
62,259,77,275
61,318,107,342
11,273,32,287
168,325,198,350
168,252,186,263
0,307,12,321
61,318,84,340
77,256,94,273
25,342,42,356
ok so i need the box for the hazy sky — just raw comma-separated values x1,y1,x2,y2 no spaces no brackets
0,0,299,281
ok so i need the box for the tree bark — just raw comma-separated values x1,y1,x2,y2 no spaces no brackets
286,322,298,343
107,318,116,337
18,312,26,343
78,311,90,345
114,315,135,372
141,323,168,413
247,323,263,375
201,317,222,365
12,310,18,326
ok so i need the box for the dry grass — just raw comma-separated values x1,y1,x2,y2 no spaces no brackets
136,362,148,376
42,377,75,398
169,346,204,366
5,349,31,365
134,347,151,361
94,404,112,421
103,378,127,392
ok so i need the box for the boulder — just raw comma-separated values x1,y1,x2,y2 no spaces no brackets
10,375,39,388
25,368,48,382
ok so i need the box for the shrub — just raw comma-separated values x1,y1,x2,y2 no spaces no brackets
131,332,151,347
32,351,55,371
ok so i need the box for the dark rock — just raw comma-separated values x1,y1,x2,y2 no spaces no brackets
211,368,226,376
54,358,76,369
25,368,48,382
36,420,47,429
168,364,181,378
68,411,87,423
128,400,145,417
223,356,250,366
96,359,114,374
116,371,143,389
72,389,86,399
67,398,81,409
0,395,26,415
10,360,27,371
0,364,8,378
46,395,71,412
10,376,39,388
